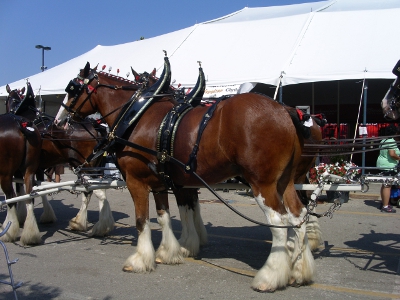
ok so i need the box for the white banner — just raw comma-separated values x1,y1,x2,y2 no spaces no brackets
202,84,241,99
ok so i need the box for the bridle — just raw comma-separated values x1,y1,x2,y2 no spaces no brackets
388,79,400,105
383,78,400,120
5,90,23,113
63,69,99,121
383,60,400,120
63,68,147,123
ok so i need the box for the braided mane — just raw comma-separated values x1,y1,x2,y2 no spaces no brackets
98,71,136,84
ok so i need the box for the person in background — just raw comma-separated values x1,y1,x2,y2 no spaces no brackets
46,164,64,183
376,125,399,213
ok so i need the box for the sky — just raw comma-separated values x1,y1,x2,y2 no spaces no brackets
0,0,322,87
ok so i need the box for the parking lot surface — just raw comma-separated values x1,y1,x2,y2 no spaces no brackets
0,170,399,299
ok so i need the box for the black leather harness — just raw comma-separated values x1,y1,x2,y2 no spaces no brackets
109,56,172,140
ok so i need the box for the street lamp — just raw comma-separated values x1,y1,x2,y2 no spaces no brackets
35,45,51,72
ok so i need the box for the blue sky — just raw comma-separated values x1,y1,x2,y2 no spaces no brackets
0,0,321,86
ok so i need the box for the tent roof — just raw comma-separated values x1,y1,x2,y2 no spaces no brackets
1,0,399,97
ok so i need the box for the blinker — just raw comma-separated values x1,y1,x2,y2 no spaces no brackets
392,60,400,77
65,80,82,96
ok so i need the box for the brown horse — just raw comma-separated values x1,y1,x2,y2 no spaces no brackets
55,58,314,292
381,59,400,120
58,66,208,258
6,85,114,236
6,83,57,226
0,113,42,245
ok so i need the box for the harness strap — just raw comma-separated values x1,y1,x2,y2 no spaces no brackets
156,103,193,189
185,95,229,173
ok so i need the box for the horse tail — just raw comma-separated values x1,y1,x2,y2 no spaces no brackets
283,105,311,139
311,113,327,127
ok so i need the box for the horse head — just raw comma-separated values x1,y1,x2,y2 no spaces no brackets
131,67,157,86
381,59,400,120
6,82,38,118
56,54,172,128
5,84,25,113
56,62,101,127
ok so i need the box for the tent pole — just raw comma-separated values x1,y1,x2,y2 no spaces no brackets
337,81,340,138
362,79,368,174
312,82,314,114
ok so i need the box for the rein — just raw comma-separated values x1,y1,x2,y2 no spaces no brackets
302,136,400,157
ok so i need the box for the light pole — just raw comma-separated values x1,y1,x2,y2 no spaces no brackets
35,45,51,72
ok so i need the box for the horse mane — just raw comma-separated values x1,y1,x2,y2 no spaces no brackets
98,71,137,85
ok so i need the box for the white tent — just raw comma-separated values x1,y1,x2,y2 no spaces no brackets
1,0,399,98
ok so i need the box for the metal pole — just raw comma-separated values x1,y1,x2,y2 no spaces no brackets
312,82,315,114
41,48,45,72
279,82,283,103
337,81,340,138
35,45,51,72
362,79,368,174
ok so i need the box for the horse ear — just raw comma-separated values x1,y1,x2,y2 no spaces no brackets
151,68,156,77
93,63,99,71
6,84,11,94
393,60,400,77
21,87,25,94
131,67,140,80
83,62,90,78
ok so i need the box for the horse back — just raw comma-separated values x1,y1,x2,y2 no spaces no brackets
171,93,301,186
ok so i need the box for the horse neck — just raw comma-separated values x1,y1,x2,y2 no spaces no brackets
95,74,140,126
42,122,99,168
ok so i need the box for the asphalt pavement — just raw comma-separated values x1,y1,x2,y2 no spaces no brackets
0,169,399,300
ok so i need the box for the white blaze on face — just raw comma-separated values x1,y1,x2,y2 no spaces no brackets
54,94,69,125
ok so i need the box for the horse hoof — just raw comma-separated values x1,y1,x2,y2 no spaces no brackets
69,220,87,231
289,278,301,287
155,257,163,264
251,286,276,293
122,265,134,272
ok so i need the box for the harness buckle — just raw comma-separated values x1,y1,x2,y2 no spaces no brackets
158,150,169,163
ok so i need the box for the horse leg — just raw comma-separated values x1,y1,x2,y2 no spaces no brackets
0,177,20,243
69,191,91,231
20,173,41,245
305,207,323,251
15,182,27,226
90,189,115,236
34,169,56,223
40,195,57,223
123,180,156,273
192,192,208,246
296,190,322,251
153,192,183,265
287,206,315,286
251,187,291,292
174,188,207,257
